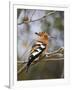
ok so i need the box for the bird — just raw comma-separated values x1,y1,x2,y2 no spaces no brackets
26,32,48,72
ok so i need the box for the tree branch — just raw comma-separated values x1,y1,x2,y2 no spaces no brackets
17,11,56,25
17,47,64,74
30,10,36,20
30,11,56,23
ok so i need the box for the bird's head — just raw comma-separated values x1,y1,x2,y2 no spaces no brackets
35,32,48,39
35,32,48,44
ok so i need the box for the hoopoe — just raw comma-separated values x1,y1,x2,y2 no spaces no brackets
26,32,48,72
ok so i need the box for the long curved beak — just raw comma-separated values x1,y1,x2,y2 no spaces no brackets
35,32,40,36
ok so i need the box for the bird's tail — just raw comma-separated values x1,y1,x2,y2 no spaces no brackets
25,57,33,72
25,65,29,72
25,62,31,72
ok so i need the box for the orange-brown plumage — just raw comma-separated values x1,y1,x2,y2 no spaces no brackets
26,32,48,72
35,32,48,53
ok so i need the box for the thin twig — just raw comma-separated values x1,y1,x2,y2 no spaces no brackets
17,64,27,74
46,47,64,55
30,10,36,20
17,11,56,25
30,11,56,23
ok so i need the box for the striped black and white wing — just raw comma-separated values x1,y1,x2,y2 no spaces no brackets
26,41,46,71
